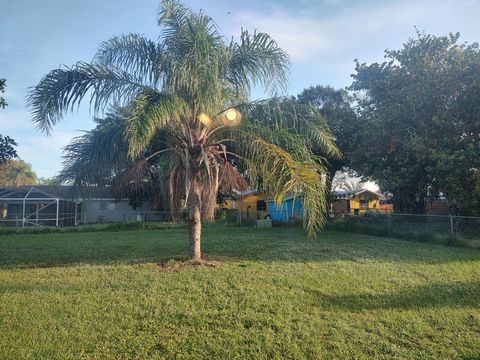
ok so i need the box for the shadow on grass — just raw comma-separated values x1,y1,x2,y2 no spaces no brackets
0,227,479,269
305,281,480,311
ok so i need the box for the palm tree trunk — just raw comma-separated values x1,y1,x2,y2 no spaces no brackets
188,182,202,260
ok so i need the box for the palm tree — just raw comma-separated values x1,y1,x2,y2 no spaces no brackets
28,0,339,260
338,178,365,192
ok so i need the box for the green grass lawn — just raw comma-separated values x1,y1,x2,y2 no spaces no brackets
1,227,479,359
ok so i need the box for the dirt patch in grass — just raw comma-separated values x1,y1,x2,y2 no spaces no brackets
158,257,218,271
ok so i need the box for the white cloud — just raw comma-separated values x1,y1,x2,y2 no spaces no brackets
228,0,480,62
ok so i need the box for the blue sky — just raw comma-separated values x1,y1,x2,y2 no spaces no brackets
1,0,479,178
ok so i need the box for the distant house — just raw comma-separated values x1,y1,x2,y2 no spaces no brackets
221,188,392,223
0,185,161,227
331,189,392,215
262,190,392,222
224,191,304,222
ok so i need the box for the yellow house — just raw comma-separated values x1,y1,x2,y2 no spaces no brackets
331,189,393,215
224,190,268,219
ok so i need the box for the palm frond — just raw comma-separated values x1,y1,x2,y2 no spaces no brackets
157,0,191,29
27,62,147,133
232,128,328,237
125,90,191,158
239,97,341,159
95,34,164,87
56,109,131,186
218,161,248,193
226,30,290,96
160,4,224,113
111,159,168,209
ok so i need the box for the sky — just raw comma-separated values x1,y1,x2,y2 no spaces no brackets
1,0,479,179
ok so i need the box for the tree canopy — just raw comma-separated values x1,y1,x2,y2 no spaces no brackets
297,85,358,193
0,78,7,109
0,160,38,187
0,135,18,166
349,32,480,215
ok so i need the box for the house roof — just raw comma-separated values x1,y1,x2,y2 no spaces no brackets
331,189,386,200
232,189,261,199
0,186,63,200
0,186,115,201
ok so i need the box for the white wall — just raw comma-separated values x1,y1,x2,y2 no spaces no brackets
80,199,165,223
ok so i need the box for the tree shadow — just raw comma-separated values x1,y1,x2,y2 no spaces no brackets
0,227,479,269
303,281,480,311
202,228,480,265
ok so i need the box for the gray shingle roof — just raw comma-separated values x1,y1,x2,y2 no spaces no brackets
0,186,114,200
331,189,385,200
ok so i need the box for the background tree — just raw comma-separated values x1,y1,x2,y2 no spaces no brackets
297,85,358,195
0,78,7,109
336,177,365,192
349,32,480,215
28,0,339,260
0,160,38,187
37,177,59,186
0,135,18,166
0,78,17,166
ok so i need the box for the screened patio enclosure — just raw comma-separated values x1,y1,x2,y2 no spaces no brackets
0,186,80,227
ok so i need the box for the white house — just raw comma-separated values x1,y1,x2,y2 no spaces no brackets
0,185,163,227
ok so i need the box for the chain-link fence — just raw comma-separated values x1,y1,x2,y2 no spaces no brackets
0,208,299,229
327,213,480,244
0,212,78,227
0,209,246,228
3,206,479,247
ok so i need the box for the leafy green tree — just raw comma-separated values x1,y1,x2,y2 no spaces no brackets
0,135,18,166
349,32,480,215
0,78,7,109
28,0,339,259
0,160,38,187
0,79,19,166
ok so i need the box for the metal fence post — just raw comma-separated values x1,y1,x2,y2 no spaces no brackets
387,213,391,238
450,215,454,235
56,199,60,227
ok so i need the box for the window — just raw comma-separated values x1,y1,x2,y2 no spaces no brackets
256,200,267,212
100,201,115,211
